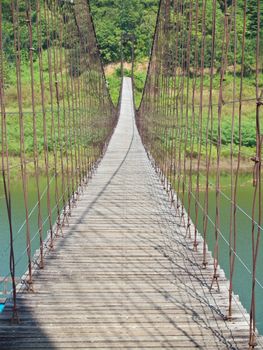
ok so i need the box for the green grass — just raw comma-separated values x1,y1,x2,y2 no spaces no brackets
133,70,147,108
3,52,260,176
106,69,122,106
106,64,147,108
2,49,115,177
111,61,261,172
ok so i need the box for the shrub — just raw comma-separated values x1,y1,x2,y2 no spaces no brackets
209,118,256,148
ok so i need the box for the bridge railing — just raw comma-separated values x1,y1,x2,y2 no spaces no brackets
136,0,262,347
0,0,117,321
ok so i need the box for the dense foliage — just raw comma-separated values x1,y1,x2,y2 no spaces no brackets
90,0,159,63
1,1,261,67
90,0,262,68
0,0,261,162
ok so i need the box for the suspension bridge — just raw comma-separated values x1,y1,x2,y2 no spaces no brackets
0,0,262,349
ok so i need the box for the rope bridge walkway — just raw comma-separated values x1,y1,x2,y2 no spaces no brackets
0,0,262,348
0,78,256,349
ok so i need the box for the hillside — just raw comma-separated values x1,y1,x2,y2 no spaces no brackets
0,0,261,167
90,0,261,67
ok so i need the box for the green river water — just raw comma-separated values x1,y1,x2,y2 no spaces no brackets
0,175,63,289
0,173,262,334
183,173,263,334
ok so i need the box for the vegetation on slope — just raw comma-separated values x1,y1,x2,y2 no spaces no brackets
1,0,262,170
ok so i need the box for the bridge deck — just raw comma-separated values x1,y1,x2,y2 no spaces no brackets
0,78,252,349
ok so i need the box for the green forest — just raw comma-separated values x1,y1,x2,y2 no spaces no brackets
1,0,261,94
90,0,159,63
90,0,262,164
89,0,262,106
90,0,261,66
0,0,262,169
1,0,261,81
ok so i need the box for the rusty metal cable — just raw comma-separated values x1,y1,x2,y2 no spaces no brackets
249,0,262,346
0,2,18,323
11,0,33,287
26,0,44,268
136,0,262,345
1,0,117,319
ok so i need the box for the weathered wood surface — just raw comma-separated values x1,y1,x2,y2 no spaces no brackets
0,78,259,349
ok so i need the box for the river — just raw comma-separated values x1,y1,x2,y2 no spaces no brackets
182,173,263,334
0,175,63,284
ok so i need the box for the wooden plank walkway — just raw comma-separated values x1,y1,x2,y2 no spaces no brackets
0,78,257,349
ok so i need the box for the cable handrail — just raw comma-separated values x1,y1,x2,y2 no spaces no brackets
136,0,262,344
187,188,263,290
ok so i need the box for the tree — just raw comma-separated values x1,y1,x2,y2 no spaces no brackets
90,0,159,63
